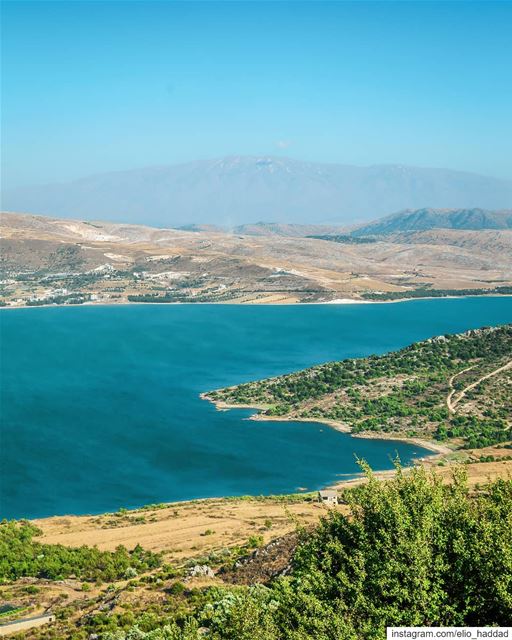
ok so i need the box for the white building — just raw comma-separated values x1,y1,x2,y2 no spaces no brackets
318,489,338,506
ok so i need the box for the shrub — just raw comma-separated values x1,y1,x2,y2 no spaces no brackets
0,521,161,583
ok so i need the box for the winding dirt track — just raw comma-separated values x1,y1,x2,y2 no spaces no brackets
447,360,512,413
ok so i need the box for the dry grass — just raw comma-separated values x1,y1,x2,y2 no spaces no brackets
34,498,332,560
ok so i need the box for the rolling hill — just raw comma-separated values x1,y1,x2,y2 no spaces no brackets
1,211,512,307
352,207,512,236
233,222,349,237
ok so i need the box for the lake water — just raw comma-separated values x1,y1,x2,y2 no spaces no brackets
1,297,511,520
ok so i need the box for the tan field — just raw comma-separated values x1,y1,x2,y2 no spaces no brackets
34,498,334,560
433,458,512,485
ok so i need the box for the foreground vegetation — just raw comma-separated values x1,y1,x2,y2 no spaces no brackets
9,466,510,639
0,521,161,583
205,325,512,449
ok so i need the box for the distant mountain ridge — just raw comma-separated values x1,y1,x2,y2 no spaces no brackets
352,208,512,236
2,156,512,227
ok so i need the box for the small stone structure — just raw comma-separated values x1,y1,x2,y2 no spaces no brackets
318,489,338,506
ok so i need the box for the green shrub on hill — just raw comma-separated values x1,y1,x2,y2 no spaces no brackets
0,520,161,583
286,464,512,634
206,325,512,447
102,466,512,639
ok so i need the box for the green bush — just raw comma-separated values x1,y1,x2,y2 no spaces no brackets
286,463,512,634
99,466,512,639
0,521,161,583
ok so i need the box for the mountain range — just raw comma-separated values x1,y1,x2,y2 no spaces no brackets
3,156,512,227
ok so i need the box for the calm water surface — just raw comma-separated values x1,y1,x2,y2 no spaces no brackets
1,298,511,519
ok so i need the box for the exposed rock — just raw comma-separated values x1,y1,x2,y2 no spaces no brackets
188,564,215,578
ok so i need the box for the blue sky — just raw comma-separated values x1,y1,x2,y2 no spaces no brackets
1,0,511,188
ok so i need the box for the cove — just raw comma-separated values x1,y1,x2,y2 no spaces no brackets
1,297,511,520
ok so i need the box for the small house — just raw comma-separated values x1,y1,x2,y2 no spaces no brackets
318,489,338,506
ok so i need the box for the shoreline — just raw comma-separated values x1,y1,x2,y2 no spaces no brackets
19,407,450,522
201,394,453,456
13,401,451,523
1,293,512,311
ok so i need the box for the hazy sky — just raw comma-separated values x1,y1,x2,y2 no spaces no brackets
2,0,511,189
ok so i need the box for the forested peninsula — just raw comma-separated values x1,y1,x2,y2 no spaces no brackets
204,325,512,450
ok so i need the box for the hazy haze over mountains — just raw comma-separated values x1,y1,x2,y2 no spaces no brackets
2,156,512,228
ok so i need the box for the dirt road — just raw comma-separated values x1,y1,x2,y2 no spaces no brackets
447,361,512,413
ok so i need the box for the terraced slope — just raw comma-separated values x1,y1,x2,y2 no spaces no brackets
204,325,512,449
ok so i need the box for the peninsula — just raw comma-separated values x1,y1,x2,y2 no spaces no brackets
204,325,512,451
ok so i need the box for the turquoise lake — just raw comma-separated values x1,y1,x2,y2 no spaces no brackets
1,297,511,520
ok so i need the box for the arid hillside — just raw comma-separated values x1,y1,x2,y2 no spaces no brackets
1,211,512,307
